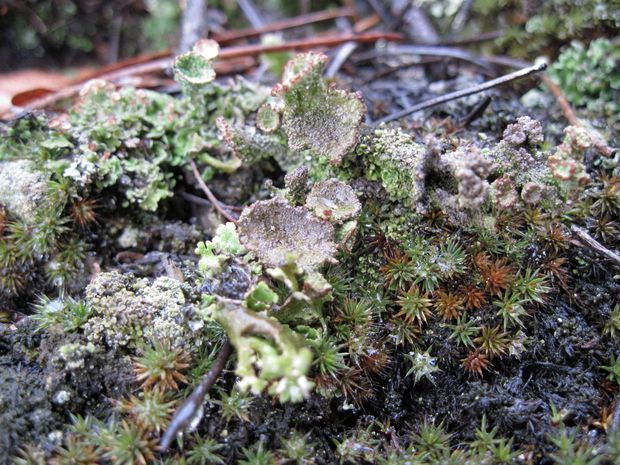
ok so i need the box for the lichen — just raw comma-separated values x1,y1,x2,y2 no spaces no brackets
237,197,337,272
195,222,317,402
305,178,361,223
0,160,49,222
83,271,197,350
358,126,428,210
272,52,366,164
173,39,218,88
547,125,592,197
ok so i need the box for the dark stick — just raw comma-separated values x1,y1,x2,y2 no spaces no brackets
353,44,495,74
372,62,546,126
385,45,496,73
458,96,492,127
160,340,233,451
439,30,504,46
180,191,244,211
189,159,239,223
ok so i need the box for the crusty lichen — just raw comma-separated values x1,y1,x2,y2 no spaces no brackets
0,160,49,222
358,126,429,210
547,125,592,197
83,271,197,350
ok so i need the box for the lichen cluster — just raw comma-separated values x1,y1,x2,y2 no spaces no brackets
2,35,619,465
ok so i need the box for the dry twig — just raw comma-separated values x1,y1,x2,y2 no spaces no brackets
212,6,354,43
189,159,239,223
372,62,546,125
571,225,620,266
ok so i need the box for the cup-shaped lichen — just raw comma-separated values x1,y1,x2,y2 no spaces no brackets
237,197,338,272
173,39,219,87
272,52,366,164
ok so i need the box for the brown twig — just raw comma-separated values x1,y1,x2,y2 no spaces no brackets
3,31,401,117
160,340,233,451
189,159,239,223
212,6,355,43
217,31,402,60
372,62,546,126
541,74,615,157
570,225,620,266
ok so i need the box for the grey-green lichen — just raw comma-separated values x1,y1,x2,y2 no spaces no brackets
547,125,593,197
0,160,49,222
305,178,361,223
237,197,338,272
357,126,429,210
173,39,218,88
83,271,199,350
484,116,552,207
271,52,366,164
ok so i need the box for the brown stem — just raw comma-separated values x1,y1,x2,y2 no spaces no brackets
217,31,402,60
212,6,355,43
541,74,615,157
160,340,233,451
3,31,401,117
189,159,239,223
